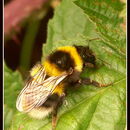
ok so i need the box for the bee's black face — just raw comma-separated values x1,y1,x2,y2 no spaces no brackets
83,50,96,66
48,51,75,71
75,45,96,67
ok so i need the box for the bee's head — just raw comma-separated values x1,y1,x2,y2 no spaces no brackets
48,50,75,72
75,45,96,68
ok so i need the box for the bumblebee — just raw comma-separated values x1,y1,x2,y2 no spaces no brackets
16,45,108,129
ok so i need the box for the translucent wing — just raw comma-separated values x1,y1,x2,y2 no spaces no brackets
16,64,67,112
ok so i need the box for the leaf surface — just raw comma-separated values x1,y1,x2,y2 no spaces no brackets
4,63,23,129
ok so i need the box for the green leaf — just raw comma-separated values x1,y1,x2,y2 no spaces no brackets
11,0,126,129
12,39,126,130
74,0,124,26
74,0,126,56
47,0,98,43
43,0,99,60
4,63,23,129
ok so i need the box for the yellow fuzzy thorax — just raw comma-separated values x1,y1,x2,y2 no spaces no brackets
43,60,62,76
57,46,83,71
52,83,64,96
43,46,83,76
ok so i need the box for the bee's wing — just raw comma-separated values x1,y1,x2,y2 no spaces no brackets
16,67,67,112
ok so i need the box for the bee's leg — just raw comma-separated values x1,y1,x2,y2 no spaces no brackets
84,63,95,68
52,108,58,130
52,94,65,130
77,78,111,88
